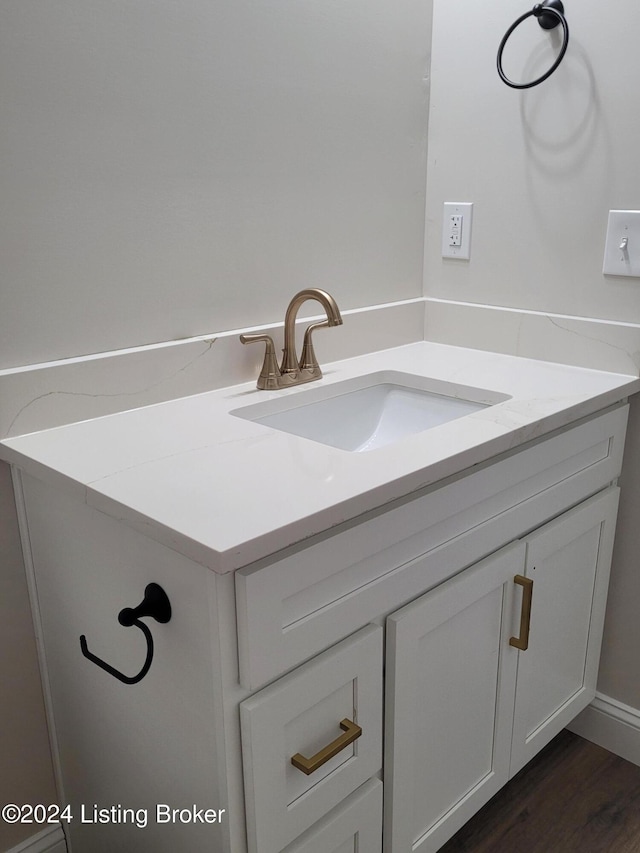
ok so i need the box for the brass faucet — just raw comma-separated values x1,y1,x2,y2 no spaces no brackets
240,289,343,389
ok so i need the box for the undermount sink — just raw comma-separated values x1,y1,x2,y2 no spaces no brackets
232,371,510,452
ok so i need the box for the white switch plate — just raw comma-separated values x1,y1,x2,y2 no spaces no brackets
603,210,640,277
442,202,473,259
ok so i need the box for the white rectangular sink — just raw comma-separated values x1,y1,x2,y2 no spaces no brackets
232,371,510,452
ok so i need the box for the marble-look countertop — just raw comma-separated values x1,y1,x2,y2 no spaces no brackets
1,342,638,573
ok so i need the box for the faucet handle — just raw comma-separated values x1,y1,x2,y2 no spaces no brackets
299,320,331,379
240,334,282,389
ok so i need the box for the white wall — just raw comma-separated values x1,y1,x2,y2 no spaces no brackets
425,0,640,714
0,0,431,370
425,0,640,327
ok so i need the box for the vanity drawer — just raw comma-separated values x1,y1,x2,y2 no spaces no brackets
236,404,628,690
240,624,383,853
282,778,383,853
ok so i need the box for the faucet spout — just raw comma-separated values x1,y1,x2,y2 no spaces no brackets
281,288,343,376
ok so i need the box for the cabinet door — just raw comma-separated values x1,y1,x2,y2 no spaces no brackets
384,542,525,853
510,487,620,776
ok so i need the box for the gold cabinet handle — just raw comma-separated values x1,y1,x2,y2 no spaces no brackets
509,574,534,651
291,718,362,776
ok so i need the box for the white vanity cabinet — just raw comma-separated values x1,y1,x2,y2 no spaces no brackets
13,403,629,853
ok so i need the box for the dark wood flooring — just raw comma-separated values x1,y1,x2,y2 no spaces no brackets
440,730,640,853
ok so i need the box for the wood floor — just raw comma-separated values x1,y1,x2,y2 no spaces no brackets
440,730,640,853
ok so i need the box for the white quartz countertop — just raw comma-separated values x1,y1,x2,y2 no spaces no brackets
2,342,638,573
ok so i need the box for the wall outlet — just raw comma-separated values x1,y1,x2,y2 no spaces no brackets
442,202,473,259
603,210,640,277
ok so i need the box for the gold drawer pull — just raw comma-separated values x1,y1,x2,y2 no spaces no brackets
509,574,534,651
291,718,362,776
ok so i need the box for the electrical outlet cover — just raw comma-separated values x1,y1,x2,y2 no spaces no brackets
442,202,473,260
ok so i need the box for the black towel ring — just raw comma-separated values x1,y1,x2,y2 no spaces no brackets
497,1,569,89
79,583,172,685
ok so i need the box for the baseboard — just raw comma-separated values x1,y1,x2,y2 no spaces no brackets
4,824,66,853
568,692,640,768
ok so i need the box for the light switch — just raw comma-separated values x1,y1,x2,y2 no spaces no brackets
603,210,640,277
442,202,473,259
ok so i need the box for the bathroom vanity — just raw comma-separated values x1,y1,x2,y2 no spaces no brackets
2,342,638,853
